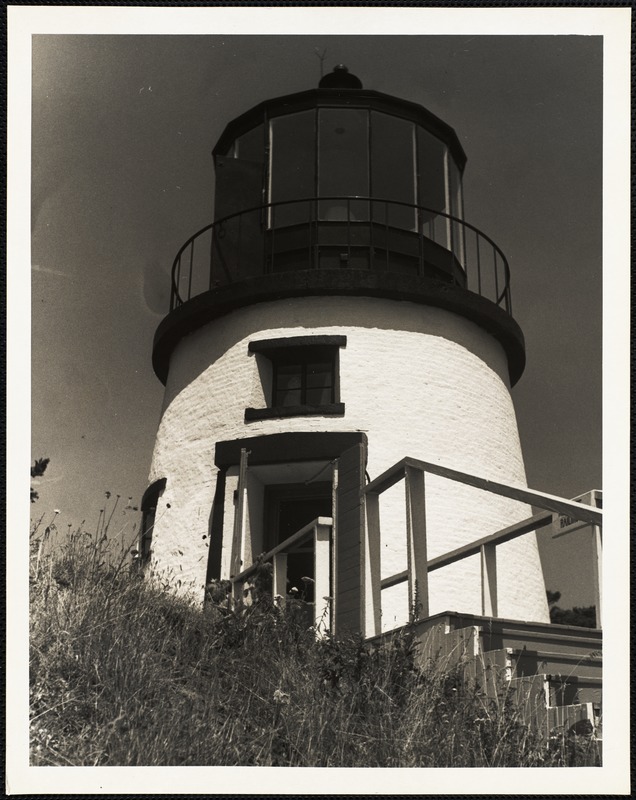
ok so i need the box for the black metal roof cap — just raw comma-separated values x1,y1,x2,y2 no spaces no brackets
318,64,363,89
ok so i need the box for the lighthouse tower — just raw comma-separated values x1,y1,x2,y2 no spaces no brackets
143,66,550,632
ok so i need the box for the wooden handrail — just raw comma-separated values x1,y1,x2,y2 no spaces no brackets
364,457,602,527
230,516,333,585
380,509,555,590
363,456,603,634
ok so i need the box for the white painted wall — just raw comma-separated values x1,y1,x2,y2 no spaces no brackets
147,295,549,624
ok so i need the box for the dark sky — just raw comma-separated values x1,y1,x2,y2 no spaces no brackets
30,33,604,605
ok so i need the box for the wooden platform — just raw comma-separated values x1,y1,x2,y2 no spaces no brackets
368,611,602,740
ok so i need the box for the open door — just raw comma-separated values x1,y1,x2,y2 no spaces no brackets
333,441,367,634
264,481,333,601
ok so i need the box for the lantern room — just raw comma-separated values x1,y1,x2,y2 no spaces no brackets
211,65,467,284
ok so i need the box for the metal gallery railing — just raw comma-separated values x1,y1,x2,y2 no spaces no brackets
169,197,512,315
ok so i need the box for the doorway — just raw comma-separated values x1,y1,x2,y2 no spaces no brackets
264,482,332,601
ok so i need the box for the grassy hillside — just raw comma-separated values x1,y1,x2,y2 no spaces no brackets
29,522,598,767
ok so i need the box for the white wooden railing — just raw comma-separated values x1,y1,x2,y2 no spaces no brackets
229,517,333,633
361,457,603,638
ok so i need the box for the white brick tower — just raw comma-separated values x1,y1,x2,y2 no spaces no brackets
143,66,549,631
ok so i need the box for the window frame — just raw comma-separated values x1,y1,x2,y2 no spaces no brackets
139,478,167,565
245,335,346,421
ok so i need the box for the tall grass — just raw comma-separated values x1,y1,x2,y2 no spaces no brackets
29,521,599,767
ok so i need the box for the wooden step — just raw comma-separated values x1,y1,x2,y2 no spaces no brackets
509,672,602,707
479,626,601,657
437,611,601,652
510,647,602,681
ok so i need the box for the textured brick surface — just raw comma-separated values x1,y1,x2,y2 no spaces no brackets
147,295,549,624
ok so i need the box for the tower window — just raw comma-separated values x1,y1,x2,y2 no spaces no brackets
139,478,167,565
245,335,346,421
273,348,335,407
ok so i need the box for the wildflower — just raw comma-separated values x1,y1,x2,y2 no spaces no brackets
289,587,299,594
273,689,290,705
105,491,111,499
301,576,314,584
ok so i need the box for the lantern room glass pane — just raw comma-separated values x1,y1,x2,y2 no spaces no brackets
371,112,416,230
270,111,316,226
236,124,265,164
448,155,465,264
416,126,449,247
318,108,369,221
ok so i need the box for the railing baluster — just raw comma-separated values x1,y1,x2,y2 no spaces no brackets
476,232,482,297
237,211,242,279
369,200,375,269
270,206,275,274
591,525,602,629
312,199,318,269
385,201,389,271
307,199,312,269
361,491,382,638
347,198,351,262
208,228,214,290
417,208,423,276
405,465,429,621
314,521,331,633
493,249,500,304
480,543,498,616
188,241,194,302
273,552,288,607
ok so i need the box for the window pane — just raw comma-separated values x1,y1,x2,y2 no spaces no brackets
276,388,302,407
371,112,416,230
270,111,316,226
274,362,302,407
318,108,369,221
276,364,302,390
306,386,333,405
306,361,333,389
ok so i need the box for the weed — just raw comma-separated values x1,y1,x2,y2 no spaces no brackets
29,518,597,767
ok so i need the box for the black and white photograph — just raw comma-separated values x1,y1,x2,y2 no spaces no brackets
8,5,630,795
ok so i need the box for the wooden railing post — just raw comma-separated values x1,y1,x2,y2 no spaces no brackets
405,465,429,621
230,448,249,578
591,525,602,629
272,553,288,607
480,543,498,617
361,491,382,638
314,521,331,634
